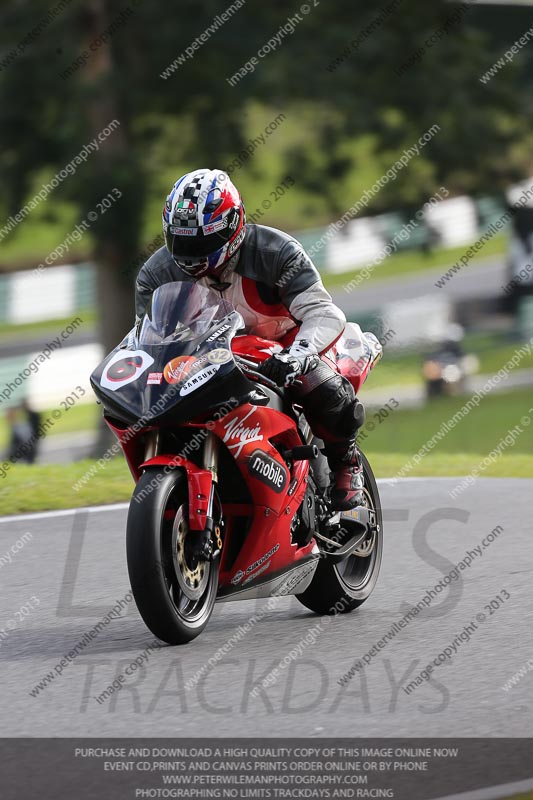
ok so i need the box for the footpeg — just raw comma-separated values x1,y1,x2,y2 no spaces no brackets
285,445,319,461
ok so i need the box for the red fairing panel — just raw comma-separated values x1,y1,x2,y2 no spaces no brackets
231,330,334,360
104,418,148,481
138,455,213,531
104,418,214,532
231,334,283,361
336,356,372,395
211,403,316,589
214,403,301,515
232,329,380,394
333,324,383,393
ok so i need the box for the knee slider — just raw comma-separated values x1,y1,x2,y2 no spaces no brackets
353,397,365,428
338,395,364,437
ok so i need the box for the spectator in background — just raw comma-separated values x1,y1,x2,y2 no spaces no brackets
21,399,41,460
421,219,441,256
5,400,41,464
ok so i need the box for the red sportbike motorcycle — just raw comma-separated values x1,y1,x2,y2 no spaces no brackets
91,282,383,644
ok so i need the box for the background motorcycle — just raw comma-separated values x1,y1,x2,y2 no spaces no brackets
91,282,383,644
423,324,479,399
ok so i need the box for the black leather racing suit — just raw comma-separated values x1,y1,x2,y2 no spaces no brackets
135,223,364,468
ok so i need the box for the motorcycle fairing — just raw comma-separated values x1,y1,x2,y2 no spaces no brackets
138,455,213,531
210,402,317,592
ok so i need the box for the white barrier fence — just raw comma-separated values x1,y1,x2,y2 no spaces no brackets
0,187,511,326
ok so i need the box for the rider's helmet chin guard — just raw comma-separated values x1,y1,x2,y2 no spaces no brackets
163,168,246,279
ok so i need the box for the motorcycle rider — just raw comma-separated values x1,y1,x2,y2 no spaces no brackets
135,168,367,513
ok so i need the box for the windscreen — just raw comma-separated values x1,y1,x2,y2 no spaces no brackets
138,282,234,345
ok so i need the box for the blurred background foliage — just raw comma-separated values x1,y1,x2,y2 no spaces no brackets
1,0,532,275
1,0,533,486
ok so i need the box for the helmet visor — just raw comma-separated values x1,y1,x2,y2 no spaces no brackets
167,228,230,260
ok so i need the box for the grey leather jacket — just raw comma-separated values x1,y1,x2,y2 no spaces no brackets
135,223,346,354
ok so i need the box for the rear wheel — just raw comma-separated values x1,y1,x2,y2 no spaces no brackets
126,469,218,644
296,450,382,615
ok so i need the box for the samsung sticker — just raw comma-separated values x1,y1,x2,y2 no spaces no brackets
179,364,220,396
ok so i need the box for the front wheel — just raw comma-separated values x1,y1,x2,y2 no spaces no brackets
126,469,219,645
296,450,382,615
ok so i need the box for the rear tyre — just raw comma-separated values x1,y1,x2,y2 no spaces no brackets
126,468,218,645
296,450,382,615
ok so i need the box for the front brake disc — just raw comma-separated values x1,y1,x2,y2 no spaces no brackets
171,507,210,600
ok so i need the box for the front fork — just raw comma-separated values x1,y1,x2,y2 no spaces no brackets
202,432,223,553
143,429,221,547
203,432,219,488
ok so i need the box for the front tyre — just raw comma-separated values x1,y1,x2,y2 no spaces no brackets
126,468,218,645
296,450,382,615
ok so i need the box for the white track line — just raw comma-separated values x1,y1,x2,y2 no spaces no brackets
0,479,397,523
0,475,529,524
0,502,129,524
429,775,533,800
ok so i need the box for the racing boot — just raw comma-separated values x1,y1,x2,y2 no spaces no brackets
326,439,365,511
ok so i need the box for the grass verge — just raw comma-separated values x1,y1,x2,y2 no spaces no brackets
364,332,533,392
0,452,531,517
0,309,97,341
369,452,533,480
1,388,531,516
361,389,533,455
502,794,533,800
0,459,133,515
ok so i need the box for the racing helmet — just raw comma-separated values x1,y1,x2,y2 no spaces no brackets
163,168,246,278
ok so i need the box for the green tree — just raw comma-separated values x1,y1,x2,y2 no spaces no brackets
1,0,532,453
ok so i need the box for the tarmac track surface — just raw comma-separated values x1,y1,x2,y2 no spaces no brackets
0,477,531,737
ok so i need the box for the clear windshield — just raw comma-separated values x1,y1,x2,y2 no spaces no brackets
138,282,235,345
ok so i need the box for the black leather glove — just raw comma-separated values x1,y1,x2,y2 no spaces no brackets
259,341,319,387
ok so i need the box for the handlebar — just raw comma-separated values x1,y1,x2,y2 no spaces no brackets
233,354,286,400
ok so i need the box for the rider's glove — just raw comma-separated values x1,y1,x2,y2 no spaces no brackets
259,340,320,387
